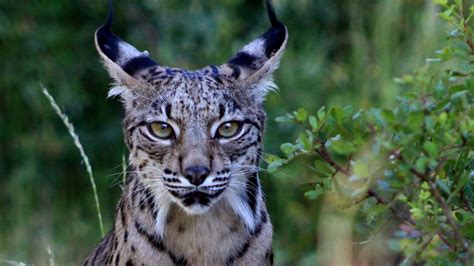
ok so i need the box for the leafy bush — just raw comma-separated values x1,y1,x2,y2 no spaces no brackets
270,0,473,264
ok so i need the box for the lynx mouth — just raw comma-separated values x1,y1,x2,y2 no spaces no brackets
168,189,226,215
182,191,212,206
183,190,227,205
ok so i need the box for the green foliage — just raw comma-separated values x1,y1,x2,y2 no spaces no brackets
272,1,474,263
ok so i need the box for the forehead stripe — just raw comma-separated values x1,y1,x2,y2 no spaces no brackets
165,104,172,118
219,104,225,119
222,94,242,112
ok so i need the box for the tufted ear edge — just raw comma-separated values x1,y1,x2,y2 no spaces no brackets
94,0,159,94
219,0,288,102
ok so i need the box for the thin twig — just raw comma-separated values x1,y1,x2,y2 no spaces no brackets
436,231,455,252
316,145,351,176
316,145,415,225
403,233,435,264
352,215,394,245
427,178,468,252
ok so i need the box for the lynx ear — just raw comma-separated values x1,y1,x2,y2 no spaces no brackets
220,0,288,102
95,0,160,92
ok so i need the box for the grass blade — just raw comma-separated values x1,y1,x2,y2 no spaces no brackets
41,84,105,237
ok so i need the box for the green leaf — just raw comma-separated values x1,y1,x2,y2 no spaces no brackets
314,160,334,177
367,108,386,127
317,106,326,121
393,74,414,84
280,143,297,157
265,154,282,163
265,154,286,172
329,139,356,155
436,179,451,194
352,109,363,120
438,112,448,125
304,190,322,200
423,141,439,157
439,8,455,22
309,115,318,131
435,81,446,98
462,221,474,241
275,114,294,123
432,0,448,6
297,131,313,151
329,107,345,123
450,90,468,101
424,116,435,132
407,112,424,131
382,109,395,124
267,159,285,172
295,108,308,122
343,105,353,116
415,156,429,172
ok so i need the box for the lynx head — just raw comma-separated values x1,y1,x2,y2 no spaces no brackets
95,1,287,223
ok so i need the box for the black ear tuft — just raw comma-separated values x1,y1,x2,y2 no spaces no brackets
262,0,286,57
96,0,119,63
95,0,158,79
265,0,279,27
222,0,288,85
104,0,114,30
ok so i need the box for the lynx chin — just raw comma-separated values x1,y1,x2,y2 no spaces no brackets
84,0,288,265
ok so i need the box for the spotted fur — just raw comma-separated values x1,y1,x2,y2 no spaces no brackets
84,1,287,265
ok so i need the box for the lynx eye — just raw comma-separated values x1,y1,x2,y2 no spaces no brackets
147,122,174,139
216,121,242,138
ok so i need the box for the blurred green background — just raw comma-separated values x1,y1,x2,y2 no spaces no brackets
0,0,448,264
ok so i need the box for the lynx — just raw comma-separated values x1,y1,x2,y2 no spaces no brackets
84,1,287,265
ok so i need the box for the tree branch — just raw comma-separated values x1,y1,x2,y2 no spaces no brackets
390,150,468,252
315,145,416,225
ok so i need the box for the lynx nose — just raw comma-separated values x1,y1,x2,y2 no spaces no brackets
184,166,210,186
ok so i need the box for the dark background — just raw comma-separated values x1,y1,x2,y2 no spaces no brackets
0,0,447,264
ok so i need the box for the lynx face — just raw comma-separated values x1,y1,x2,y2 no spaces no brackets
95,2,287,217
123,76,266,214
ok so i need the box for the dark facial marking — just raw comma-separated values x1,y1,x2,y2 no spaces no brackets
265,248,274,265
114,253,120,265
120,200,126,226
245,173,259,216
165,104,172,118
134,219,165,251
124,230,128,243
226,241,250,265
168,251,188,266
219,104,226,119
